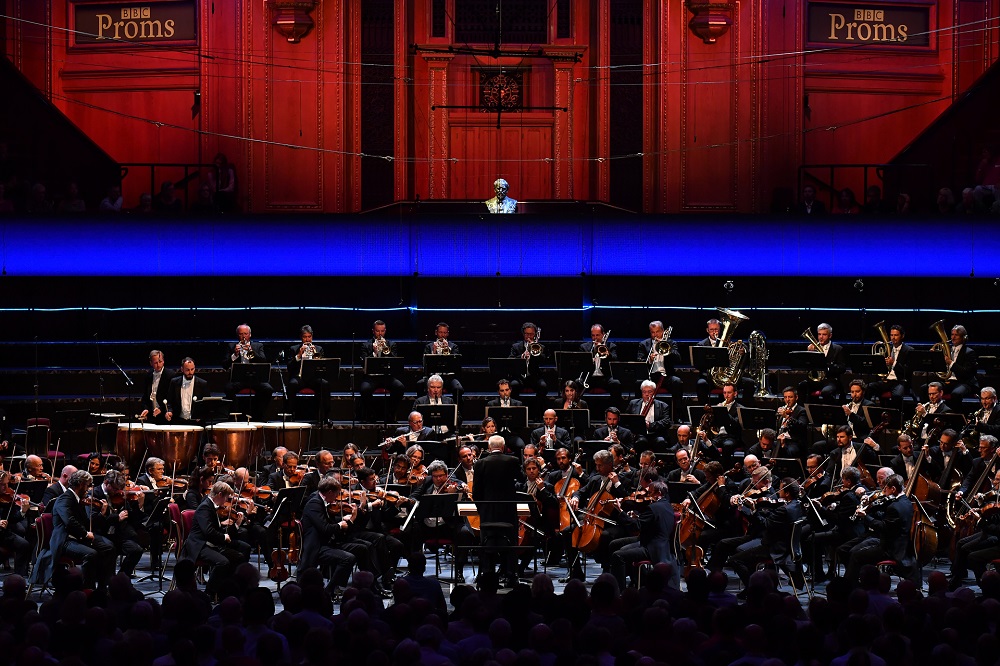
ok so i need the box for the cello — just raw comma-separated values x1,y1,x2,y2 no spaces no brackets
554,453,583,532
677,475,722,575
571,476,617,554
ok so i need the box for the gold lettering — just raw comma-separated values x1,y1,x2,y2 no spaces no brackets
139,19,162,38
854,9,863,20
898,25,907,41
856,22,872,40
113,20,124,40
845,21,857,40
96,13,112,39
164,19,175,38
874,10,884,21
124,20,139,39
872,23,895,41
141,7,151,19
828,13,845,39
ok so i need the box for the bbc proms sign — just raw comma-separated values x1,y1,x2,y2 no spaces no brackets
808,2,931,47
75,2,196,44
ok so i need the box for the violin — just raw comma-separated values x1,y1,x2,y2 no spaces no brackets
286,465,313,486
407,467,428,485
108,487,145,507
0,488,37,510
155,476,189,490
240,482,275,501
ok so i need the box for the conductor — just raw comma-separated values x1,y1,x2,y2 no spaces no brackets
472,435,522,588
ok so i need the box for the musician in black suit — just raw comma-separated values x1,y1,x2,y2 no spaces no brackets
637,321,684,422
957,435,1000,499
912,381,952,445
826,426,880,485
797,323,847,403
728,478,806,590
178,481,251,598
710,383,744,455
139,349,176,423
610,480,678,590
627,380,672,451
531,409,572,450
669,424,720,461
515,456,559,574
417,322,464,403
844,380,875,440
552,380,589,412
384,412,436,456
0,471,32,576
31,470,115,591
358,320,406,423
809,466,863,581
90,469,145,577
354,467,404,590
472,436,522,587
593,407,635,450
666,449,707,485
509,322,549,408
299,476,359,595
41,464,76,510
579,324,623,404
164,358,210,425
695,319,724,405
747,428,782,463
950,466,1000,589
486,380,523,409
776,387,810,457
560,449,631,581
844,474,915,584
976,387,1000,438
409,460,476,583
925,428,973,490
937,324,980,411
888,433,923,482
547,447,588,488
413,374,462,437
865,324,913,412
223,324,273,421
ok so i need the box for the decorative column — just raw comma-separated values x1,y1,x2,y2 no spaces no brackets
423,53,454,198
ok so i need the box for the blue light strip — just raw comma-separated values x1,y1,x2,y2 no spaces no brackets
2,217,998,277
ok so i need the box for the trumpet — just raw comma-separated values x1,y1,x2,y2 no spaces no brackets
373,337,389,357
298,342,317,379
236,341,254,363
433,337,451,355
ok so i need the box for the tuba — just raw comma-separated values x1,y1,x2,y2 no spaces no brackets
872,320,892,379
801,328,827,381
710,308,749,388
929,319,953,380
747,330,769,397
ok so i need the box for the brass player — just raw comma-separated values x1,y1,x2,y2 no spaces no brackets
636,321,684,422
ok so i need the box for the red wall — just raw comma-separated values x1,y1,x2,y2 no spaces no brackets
6,0,998,212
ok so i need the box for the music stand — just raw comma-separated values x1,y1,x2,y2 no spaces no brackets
788,351,827,374
424,354,462,377
928,412,967,432
610,362,651,397
804,404,848,427
489,358,535,380
580,440,609,470
554,408,589,436
771,458,805,481
486,406,529,433
416,439,451,467
364,357,403,377
686,405,713,426
555,352,593,383
689,346,731,371
264,486,308,529
540,448,558,469
737,407,777,432
668,481,701,504
850,355,883,377
863,406,901,431
410,492,459,527
416,404,458,431
908,351,947,375
619,414,647,435
16,480,47,505
230,363,272,385
192,397,233,425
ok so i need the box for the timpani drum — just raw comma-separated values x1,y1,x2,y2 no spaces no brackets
262,421,313,452
116,422,158,472
209,422,264,469
150,425,203,469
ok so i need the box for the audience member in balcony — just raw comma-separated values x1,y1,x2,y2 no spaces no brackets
24,182,53,215
834,187,860,214
0,183,13,214
935,187,955,215
794,184,826,215
132,192,154,215
57,181,86,214
99,184,123,213
955,187,983,215
189,183,219,216
974,145,1000,188
895,192,911,215
208,152,237,212
154,181,183,215
862,186,890,215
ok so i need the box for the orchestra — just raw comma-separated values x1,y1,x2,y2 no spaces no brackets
7,315,1000,600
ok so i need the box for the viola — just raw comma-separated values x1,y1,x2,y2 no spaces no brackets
155,476,189,490
285,465,312,486
0,489,36,510
240,483,275,501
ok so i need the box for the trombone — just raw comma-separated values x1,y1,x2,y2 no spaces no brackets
298,343,317,380
801,328,826,381
523,328,543,375
872,320,892,379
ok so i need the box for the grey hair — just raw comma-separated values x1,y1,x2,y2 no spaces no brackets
426,460,448,475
